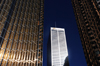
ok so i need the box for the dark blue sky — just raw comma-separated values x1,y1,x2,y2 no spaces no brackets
43,0,87,66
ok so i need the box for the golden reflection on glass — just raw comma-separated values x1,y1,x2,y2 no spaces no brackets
0,0,43,66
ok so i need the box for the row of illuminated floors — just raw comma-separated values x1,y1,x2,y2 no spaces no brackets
0,48,42,66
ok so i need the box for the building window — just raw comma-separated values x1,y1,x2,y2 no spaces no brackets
96,0,100,8
95,50,99,55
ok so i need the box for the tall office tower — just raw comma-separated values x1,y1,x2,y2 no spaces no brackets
47,27,68,66
71,0,100,66
0,0,43,66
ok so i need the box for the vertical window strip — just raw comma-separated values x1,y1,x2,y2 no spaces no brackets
16,0,26,66
10,0,23,66
0,0,15,48
0,0,16,65
0,0,6,11
22,0,29,65
7,0,25,66
5,0,20,65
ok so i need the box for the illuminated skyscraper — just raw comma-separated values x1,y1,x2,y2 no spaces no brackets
47,27,68,66
71,0,100,66
0,0,43,66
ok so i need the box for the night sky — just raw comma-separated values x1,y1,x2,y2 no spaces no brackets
43,0,87,66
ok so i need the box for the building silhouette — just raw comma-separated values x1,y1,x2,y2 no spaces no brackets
0,0,43,66
63,56,69,66
71,0,100,66
47,27,69,66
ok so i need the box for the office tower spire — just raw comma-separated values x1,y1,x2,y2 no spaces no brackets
71,0,100,66
0,0,44,66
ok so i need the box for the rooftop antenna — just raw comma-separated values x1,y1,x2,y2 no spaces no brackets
55,21,56,28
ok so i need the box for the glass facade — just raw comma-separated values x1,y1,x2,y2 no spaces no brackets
50,27,68,66
0,0,43,66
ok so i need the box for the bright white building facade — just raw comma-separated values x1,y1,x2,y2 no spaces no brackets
50,27,68,66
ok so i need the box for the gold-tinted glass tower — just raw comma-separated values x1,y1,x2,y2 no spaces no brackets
71,0,100,66
0,0,43,66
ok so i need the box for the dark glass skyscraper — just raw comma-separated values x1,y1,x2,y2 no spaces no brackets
0,0,43,66
71,0,100,66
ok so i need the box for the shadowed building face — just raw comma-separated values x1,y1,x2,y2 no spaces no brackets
71,0,100,66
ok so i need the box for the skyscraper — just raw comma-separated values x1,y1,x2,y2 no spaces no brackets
0,0,43,66
71,0,100,66
47,27,69,66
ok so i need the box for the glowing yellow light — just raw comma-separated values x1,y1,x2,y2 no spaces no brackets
53,28,55,29
34,59,38,61
0,53,2,56
6,54,7,57
0,53,3,59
